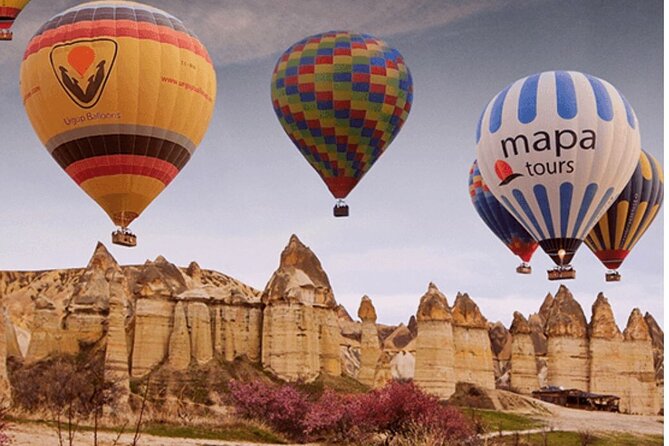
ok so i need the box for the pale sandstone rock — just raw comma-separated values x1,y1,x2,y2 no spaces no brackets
414,284,455,397
340,344,360,378
382,324,414,352
316,307,342,376
527,313,548,356
451,292,487,328
358,296,381,387
589,293,622,340
452,293,495,389
168,302,191,370
357,295,377,322
509,312,539,394
588,293,627,407
489,321,512,388
373,351,393,388
335,304,353,322
4,312,22,359
262,303,320,382
620,309,657,415
644,312,664,414
104,269,131,395
407,315,418,337
186,261,203,285
188,302,213,365
390,351,415,381
263,235,335,308
544,286,588,389
538,293,554,323
25,307,78,362
260,235,341,381
131,299,174,377
0,301,10,404
644,312,664,381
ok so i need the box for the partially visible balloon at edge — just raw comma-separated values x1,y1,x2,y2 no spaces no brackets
585,149,664,273
0,0,31,40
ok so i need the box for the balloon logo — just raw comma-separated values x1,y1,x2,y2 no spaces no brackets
494,159,523,185
67,46,95,77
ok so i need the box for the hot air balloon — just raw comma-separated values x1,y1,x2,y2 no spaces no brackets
469,160,539,273
475,71,641,280
271,31,413,217
585,150,663,281
0,0,29,41
20,1,216,247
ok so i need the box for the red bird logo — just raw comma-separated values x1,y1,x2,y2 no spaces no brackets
495,160,523,186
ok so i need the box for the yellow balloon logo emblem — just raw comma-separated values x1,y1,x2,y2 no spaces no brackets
49,39,117,109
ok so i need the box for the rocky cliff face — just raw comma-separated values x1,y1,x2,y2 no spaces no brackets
509,312,538,394
621,309,657,414
261,235,341,381
451,293,495,390
356,296,381,386
0,239,662,416
588,293,626,406
413,283,455,397
544,285,589,390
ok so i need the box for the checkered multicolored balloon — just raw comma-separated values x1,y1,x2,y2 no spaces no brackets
271,31,413,199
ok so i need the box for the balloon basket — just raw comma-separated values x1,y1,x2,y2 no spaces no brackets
605,271,621,282
0,31,12,41
333,201,349,218
112,229,137,247
547,266,575,281
516,264,532,274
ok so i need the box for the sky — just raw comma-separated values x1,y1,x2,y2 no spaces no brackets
0,0,663,330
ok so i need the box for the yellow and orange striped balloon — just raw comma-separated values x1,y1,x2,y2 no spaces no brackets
20,1,216,229
0,0,30,39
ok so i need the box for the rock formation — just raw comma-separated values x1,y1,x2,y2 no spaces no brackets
587,293,625,401
489,321,512,388
544,285,589,390
103,268,131,409
357,295,381,387
0,240,662,417
644,312,664,413
621,309,657,414
413,283,455,397
261,235,341,381
451,293,495,390
168,302,191,370
509,312,538,394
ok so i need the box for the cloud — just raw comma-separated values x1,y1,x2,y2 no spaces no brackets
177,0,540,66
4,0,539,69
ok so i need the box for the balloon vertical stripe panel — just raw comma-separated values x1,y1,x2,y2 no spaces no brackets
20,1,216,229
271,31,413,199
585,150,664,270
476,71,640,266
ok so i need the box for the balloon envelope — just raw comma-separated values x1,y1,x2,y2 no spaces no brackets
0,0,29,34
20,1,216,229
475,71,641,267
585,150,664,270
469,159,538,263
271,31,413,200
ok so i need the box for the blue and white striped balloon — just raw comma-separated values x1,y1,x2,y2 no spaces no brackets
476,70,641,267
